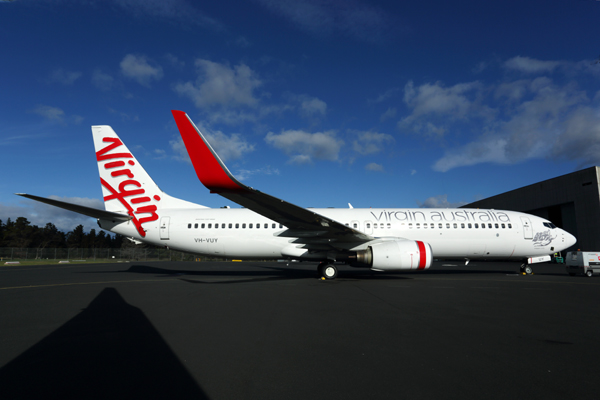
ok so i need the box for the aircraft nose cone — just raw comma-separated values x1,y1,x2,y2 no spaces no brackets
564,231,577,248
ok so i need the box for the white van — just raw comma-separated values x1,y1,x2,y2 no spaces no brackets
565,251,600,277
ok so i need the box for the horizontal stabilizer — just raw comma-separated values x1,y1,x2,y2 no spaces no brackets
16,193,131,221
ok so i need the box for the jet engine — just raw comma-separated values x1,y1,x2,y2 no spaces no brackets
348,239,432,271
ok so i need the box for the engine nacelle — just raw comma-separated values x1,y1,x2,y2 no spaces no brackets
349,240,432,271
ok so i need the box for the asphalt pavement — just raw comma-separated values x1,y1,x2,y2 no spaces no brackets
1,260,599,399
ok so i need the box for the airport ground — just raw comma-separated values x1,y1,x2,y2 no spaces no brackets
1,260,599,400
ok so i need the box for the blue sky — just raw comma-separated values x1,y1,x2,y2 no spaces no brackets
1,0,600,232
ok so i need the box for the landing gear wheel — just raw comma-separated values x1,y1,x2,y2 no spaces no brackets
322,264,338,280
317,262,326,277
586,270,593,277
520,264,533,275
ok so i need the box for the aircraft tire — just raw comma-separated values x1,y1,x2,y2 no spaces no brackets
586,270,593,277
317,262,325,277
323,264,338,280
524,266,533,275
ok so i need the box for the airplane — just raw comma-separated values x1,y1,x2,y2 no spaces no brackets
17,110,577,279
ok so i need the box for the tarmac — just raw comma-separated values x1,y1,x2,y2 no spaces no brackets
1,260,599,399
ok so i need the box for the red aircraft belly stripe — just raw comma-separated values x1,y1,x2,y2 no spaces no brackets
171,110,243,193
417,241,427,270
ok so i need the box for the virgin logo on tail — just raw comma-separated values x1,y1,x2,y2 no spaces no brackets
96,137,159,237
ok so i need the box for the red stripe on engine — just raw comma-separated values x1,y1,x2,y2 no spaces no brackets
416,241,427,270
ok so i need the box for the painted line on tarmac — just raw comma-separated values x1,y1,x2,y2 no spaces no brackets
0,277,178,290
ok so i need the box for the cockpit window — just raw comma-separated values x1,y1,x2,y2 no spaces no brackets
543,222,557,229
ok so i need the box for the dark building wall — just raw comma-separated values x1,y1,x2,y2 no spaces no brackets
464,167,600,251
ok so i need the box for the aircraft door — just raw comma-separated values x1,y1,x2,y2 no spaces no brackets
159,216,170,240
520,217,533,239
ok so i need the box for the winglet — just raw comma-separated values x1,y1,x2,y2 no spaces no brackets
171,110,245,193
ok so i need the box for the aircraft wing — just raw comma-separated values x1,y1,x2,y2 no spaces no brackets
16,193,132,222
172,110,373,244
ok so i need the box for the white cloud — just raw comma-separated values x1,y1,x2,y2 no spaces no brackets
370,87,400,104
165,53,185,68
48,68,82,85
31,105,82,125
504,56,562,74
380,107,396,122
92,69,115,91
265,129,343,163
32,105,65,122
402,79,483,121
365,162,383,172
300,96,327,116
351,130,394,155
235,166,280,181
170,124,254,163
254,0,391,42
120,54,163,87
417,194,467,208
432,76,597,172
174,59,262,108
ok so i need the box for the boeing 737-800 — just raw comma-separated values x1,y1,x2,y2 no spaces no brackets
18,110,577,279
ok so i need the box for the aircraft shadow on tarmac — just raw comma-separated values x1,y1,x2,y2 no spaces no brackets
122,264,415,283
0,288,209,400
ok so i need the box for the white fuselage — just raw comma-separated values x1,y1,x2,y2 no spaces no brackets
100,207,576,261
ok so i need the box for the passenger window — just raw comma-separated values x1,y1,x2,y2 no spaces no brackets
488,223,492,228
508,223,512,229
439,223,442,229
409,223,413,229
446,223,450,229
229,223,232,228
353,223,358,228
195,223,199,229
424,223,428,229
215,224,218,229
431,223,434,229
468,223,472,228
481,223,485,229
501,223,505,228
264,223,268,228
279,224,283,228
249,223,253,228
208,223,212,229
366,223,371,229
387,223,391,229
495,223,499,228
461,223,465,228
235,223,239,228
201,223,205,229
272,223,276,229
474,223,478,228
453,223,457,228
242,223,246,228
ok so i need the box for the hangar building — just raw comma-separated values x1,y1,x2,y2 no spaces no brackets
464,166,600,252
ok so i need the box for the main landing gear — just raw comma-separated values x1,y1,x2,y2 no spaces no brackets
317,262,338,280
520,264,533,275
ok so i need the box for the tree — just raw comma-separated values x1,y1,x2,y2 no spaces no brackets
66,225,85,248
